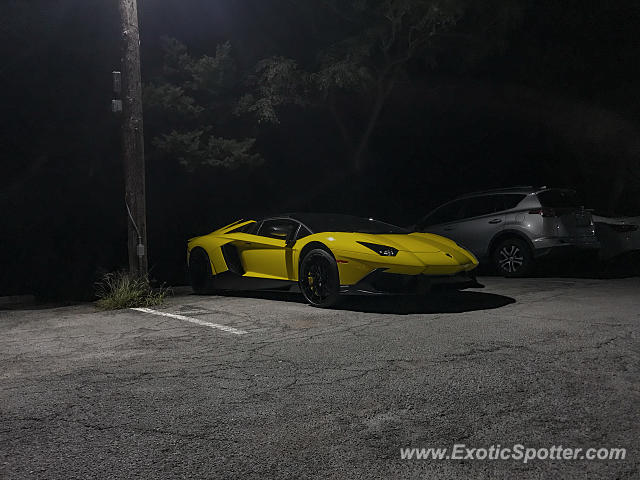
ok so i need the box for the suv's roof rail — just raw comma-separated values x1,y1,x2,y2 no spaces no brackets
459,186,536,196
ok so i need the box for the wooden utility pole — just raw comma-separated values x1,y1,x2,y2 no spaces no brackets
118,0,148,277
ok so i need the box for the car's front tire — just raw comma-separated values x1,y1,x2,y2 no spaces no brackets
299,249,340,308
189,248,216,294
493,237,534,277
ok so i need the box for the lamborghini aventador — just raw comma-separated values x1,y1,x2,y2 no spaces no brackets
187,213,479,307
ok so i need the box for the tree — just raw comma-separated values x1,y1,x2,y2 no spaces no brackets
237,0,526,173
144,38,263,171
236,0,463,172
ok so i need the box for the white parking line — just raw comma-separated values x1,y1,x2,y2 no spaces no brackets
131,307,248,335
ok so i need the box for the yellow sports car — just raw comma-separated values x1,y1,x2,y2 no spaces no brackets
187,213,479,307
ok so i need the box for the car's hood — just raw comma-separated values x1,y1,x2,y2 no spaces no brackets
332,232,465,253
323,231,477,268
355,233,444,253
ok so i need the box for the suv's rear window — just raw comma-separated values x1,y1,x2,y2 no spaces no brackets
537,190,581,208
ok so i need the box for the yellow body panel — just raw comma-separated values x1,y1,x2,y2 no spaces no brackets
187,219,478,287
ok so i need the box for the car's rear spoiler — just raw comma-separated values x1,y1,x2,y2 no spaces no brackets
187,219,247,243
218,219,245,231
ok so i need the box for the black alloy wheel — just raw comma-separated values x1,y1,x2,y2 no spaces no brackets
299,249,340,307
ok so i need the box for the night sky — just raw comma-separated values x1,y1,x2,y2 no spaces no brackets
1,0,639,298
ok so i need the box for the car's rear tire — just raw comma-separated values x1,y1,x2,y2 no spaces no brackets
299,249,340,308
189,248,216,294
493,238,534,277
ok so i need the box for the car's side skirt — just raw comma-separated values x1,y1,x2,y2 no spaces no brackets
211,271,297,292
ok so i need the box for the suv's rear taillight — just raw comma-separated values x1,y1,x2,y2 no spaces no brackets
529,208,557,217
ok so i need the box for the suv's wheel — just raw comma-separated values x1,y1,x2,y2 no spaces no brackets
493,238,534,277
189,248,216,294
299,249,340,308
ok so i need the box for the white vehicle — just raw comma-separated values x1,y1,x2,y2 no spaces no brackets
592,214,640,261
415,187,600,276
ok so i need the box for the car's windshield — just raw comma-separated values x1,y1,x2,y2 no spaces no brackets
292,213,409,234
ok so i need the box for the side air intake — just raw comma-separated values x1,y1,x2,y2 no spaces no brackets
221,244,245,275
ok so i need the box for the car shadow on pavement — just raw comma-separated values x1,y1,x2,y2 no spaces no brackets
336,290,516,314
208,289,516,315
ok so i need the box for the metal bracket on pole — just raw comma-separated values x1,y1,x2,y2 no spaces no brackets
112,71,122,94
111,71,123,113
126,197,145,262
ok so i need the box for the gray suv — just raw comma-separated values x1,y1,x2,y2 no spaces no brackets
415,187,600,276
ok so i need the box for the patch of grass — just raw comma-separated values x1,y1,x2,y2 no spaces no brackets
95,271,169,310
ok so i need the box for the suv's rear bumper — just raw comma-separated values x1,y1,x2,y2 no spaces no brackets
339,269,482,295
532,236,600,258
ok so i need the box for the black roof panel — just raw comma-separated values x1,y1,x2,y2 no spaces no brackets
266,213,408,234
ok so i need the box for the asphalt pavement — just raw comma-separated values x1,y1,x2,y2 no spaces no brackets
1,277,639,479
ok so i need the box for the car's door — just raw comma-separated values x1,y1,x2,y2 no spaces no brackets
450,196,508,256
418,199,466,240
237,218,300,280
420,195,507,258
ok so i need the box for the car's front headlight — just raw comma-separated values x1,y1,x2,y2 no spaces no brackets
357,241,398,256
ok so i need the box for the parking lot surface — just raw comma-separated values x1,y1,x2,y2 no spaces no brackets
1,277,639,479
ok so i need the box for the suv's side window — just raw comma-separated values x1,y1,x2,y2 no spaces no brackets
421,200,465,227
421,193,528,228
459,195,505,219
457,194,527,219
501,194,527,210
257,219,299,240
